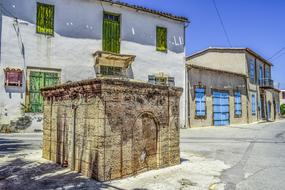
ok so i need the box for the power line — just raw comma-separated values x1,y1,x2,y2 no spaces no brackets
268,47,285,61
271,52,285,62
212,0,232,47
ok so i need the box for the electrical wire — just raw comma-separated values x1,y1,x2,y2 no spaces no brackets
271,52,285,62
212,0,232,47
268,47,285,61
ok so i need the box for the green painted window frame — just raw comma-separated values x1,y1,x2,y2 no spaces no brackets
148,75,175,86
36,2,55,36
156,26,167,52
102,12,121,54
100,65,122,76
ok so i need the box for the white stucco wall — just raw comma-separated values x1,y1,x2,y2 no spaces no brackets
0,0,186,127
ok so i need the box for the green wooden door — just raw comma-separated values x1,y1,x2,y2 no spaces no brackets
29,71,59,113
103,13,120,54
44,72,59,87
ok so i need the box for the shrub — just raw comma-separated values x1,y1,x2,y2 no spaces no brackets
281,104,285,116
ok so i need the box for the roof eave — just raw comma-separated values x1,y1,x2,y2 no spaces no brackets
245,48,273,66
186,47,274,67
99,0,189,23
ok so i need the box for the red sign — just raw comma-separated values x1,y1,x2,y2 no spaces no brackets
4,68,23,87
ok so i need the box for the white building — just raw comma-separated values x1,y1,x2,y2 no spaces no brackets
0,0,189,130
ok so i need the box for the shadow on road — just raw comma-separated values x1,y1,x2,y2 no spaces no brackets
0,138,31,156
0,158,128,190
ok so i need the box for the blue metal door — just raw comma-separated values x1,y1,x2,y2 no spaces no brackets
213,91,230,126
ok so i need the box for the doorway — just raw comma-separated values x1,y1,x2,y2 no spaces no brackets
133,113,158,173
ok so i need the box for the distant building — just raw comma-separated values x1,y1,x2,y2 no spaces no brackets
281,90,285,105
0,0,189,129
186,47,281,128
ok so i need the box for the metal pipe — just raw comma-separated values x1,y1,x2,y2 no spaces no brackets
185,65,189,128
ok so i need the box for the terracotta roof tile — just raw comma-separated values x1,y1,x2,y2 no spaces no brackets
100,0,189,23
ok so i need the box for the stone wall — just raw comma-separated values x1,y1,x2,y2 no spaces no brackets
42,79,182,181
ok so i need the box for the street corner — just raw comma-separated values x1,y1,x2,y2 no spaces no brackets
108,152,230,190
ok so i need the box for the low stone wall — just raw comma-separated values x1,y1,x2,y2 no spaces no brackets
41,79,182,181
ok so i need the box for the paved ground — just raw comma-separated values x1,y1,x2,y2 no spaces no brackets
181,119,285,190
0,120,285,190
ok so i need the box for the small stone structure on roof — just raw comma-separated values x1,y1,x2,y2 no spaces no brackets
41,78,183,181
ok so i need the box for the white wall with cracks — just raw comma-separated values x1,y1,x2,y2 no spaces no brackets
0,0,187,127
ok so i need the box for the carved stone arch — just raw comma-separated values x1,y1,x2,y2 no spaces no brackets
131,111,160,174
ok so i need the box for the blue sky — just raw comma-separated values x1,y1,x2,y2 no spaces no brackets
121,0,285,89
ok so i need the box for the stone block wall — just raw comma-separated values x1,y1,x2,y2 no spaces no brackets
42,79,182,181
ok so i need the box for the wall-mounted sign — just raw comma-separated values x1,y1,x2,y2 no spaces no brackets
4,68,23,87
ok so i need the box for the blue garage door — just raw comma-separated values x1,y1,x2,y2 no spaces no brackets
213,91,230,126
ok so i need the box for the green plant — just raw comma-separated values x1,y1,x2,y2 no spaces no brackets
281,104,285,116
20,103,29,114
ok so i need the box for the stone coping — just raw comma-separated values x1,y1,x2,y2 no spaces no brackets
41,78,183,100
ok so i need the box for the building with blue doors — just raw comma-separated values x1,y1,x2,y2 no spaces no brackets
186,47,281,128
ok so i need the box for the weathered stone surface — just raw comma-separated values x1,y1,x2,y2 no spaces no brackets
41,78,182,181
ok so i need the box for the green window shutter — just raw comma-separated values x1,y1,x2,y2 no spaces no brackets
36,3,54,36
36,4,45,34
100,66,122,76
156,27,167,52
103,13,121,54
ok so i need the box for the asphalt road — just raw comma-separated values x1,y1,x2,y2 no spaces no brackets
1,120,285,190
181,119,285,190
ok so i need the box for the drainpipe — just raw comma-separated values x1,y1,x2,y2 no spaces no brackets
184,63,188,128
254,58,259,121
245,76,250,124
184,22,190,128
